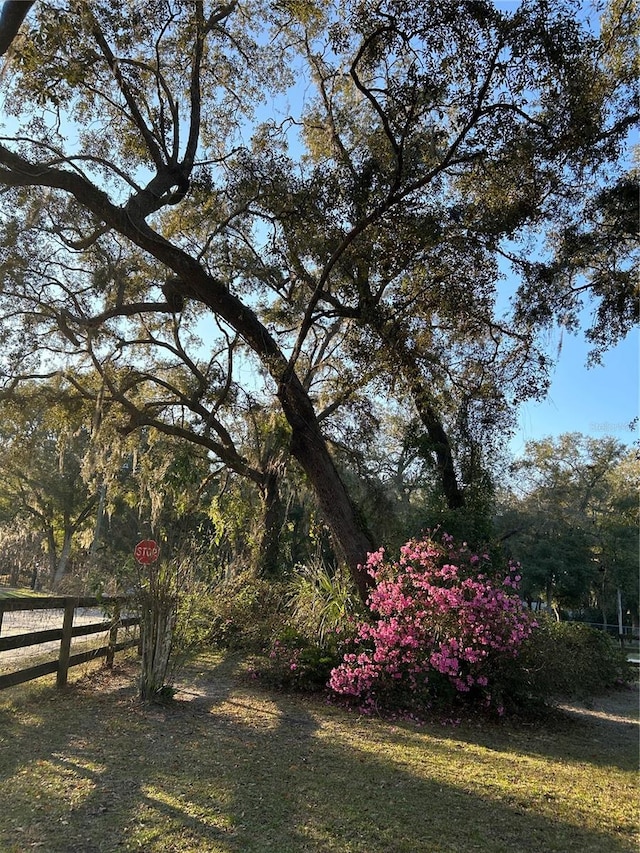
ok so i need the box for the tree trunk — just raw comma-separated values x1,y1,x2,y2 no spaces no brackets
279,378,375,602
45,527,58,587
139,589,175,701
90,483,107,556
373,313,465,510
0,1,35,57
52,530,74,588
258,467,285,578
616,588,624,646
600,574,608,633
545,577,559,620
409,379,465,510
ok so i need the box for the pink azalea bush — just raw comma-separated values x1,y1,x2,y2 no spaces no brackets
329,533,536,715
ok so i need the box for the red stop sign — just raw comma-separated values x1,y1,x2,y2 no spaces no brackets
134,539,160,564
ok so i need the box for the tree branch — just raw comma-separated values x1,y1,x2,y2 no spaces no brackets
87,10,165,171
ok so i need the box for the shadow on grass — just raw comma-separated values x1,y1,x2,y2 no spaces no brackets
376,703,639,775
431,683,640,774
0,656,636,853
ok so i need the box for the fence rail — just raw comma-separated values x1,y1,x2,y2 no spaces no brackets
0,595,140,690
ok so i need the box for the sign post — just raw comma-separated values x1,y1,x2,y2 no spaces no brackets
134,539,160,565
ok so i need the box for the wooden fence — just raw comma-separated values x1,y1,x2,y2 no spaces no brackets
0,596,140,690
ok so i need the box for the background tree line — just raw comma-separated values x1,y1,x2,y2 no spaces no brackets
0,373,636,633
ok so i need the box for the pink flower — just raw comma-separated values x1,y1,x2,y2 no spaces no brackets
329,531,535,715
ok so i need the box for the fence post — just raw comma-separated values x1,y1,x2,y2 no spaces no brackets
106,602,120,669
57,599,75,688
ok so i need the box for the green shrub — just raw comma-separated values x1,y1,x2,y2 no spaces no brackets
258,626,345,692
206,569,287,651
495,615,635,708
246,562,361,692
168,579,219,668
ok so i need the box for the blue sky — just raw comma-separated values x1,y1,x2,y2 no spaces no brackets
511,326,639,455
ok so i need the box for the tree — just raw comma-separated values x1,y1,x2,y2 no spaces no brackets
497,433,638,626
0,380,98,587
592,446,639,631
511,0,639,362
0,1,635,600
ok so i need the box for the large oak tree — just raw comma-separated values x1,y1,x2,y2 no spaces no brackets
0,0,636,600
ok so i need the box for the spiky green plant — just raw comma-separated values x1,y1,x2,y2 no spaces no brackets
288,561,362,644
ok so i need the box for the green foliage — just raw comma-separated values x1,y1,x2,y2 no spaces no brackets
0,379,98,587
258,626,345,693
256,561,363,691
495,616,634,709
170,581,217,662
287,561,362,643
206,570,287,651
163,562,222,680
498,434,638,622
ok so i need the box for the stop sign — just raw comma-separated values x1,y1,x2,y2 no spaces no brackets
134,539,160,564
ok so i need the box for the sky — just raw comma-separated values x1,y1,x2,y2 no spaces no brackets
510,326,639,456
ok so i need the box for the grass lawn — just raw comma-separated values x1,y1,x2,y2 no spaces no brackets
0,587,49,599
0,651,637,853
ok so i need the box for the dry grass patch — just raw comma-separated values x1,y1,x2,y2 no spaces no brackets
0,651,637,853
